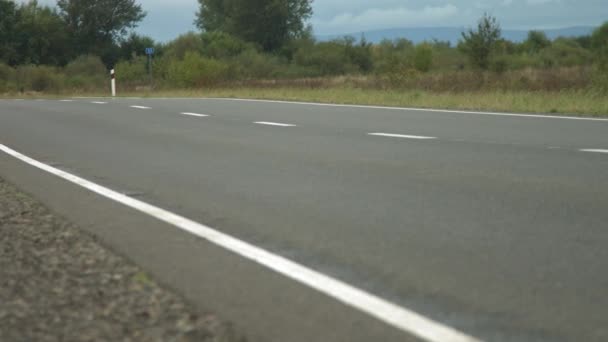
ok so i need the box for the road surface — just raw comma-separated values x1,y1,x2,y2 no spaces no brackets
1,98,607,342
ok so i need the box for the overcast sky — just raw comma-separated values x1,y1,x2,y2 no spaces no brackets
29,0,608,41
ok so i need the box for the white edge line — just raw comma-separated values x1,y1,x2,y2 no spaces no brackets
130,105,151,109
254,121,296,127
69,96,608,122
209,98,608,122
369,133,437,140
181,112,209,117
580,149,608,154
0,143,479,342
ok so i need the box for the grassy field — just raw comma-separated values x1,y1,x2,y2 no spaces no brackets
3,87,607,117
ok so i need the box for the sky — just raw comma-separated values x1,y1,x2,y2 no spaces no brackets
26,0,608,42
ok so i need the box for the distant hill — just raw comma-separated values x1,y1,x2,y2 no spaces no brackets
316,26,596,45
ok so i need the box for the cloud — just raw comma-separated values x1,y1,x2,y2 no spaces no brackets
526,0,557,4
312,4,460,34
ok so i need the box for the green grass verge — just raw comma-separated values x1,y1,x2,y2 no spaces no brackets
3,87,608,117
133,88,608,117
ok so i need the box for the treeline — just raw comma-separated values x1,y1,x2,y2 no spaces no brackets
1,0,607,94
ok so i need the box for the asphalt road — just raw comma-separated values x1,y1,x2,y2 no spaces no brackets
1,97,607,342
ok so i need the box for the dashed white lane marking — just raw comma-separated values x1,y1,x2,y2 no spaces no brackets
91,101,107,104
130,105,151,109
181,112,209,117
580,149,608,154
0,143,479,342
60,100,74,102
255,121,296,127
368,133,437,140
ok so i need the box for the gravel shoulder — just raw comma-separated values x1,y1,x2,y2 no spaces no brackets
0,176,246,342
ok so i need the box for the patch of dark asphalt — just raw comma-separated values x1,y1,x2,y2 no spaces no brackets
0,177,247,342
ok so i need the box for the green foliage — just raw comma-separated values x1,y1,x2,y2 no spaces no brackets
0,63,16,92
115,57,147,84
200,31,253,59
294,38,372,76
163,32,204,60
119,33,158,60
0,0,19,65
167,52,229,87
229,49,287,79
14,1,70,66
57,0,146,62
523,30,551,54
591,22,608,70
372,39,414,74
196,0,313,51
15,65,63,92
459,13,502,70
413,43,433,72
541,38,593,67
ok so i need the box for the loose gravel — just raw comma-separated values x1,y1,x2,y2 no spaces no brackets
0,177,246,342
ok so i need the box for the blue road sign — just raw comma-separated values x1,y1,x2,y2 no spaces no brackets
145,47,155,55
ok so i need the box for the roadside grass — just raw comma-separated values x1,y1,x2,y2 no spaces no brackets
2,87,607,117
129,87,608,117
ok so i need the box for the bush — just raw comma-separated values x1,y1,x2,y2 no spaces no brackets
164,32,204,60
167,52,229,87
0,63,16,92
230,50,286,79
201,31,254,59
65,55,107,77
63,55,107,91
413,43,433,72
115,57,148,85
15,65,62,92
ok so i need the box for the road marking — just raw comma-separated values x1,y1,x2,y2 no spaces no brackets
91,101,107,104
0,143,479,342
181,112,209,117
255,121,296,127
130,105,151,109
204,98,608,122
369,133,437,140
580,149,608,154
59,100,74,102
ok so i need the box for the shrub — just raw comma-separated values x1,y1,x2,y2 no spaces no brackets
591,22,608,70
0,63,16,92
164,32,204,60
201,31,254,59
230,50,286,79
15,65,62,92
413,43,433,72
63,55,107,91
167,52,229,87
65,55,107,77
115,57,148,85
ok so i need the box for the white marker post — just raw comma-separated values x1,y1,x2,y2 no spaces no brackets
110,69,116,97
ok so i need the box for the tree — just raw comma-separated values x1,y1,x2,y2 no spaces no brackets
591,22,608,70
119,33,156,60
459,13,501,70
14,1,70,66
0,0,19,65
195,0,313,52
524,30,551,54
57,0,146,64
